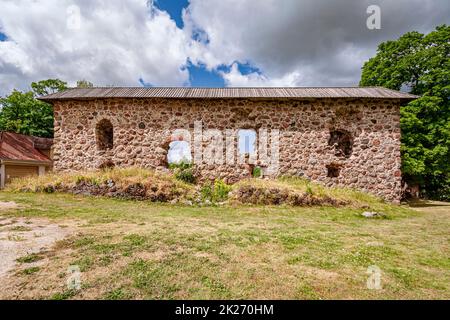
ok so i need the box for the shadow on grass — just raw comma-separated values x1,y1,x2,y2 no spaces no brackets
406,199,450,208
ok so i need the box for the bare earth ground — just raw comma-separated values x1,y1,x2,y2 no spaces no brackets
0,194,448,300
0,203,74,281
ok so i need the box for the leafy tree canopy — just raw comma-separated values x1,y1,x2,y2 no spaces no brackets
360,25,450,199
76,80,94,88
0,79,67,138
31,79,67,96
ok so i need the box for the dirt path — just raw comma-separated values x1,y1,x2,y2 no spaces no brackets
0,202,73,280
0,201,19,210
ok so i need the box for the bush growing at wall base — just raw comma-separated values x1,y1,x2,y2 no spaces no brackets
169,162,196,184
200,180,232,203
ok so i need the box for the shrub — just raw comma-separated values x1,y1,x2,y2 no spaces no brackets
169,162,196,184
200,180,232,203
174,168,196,184
213,180,232,202
200,184,213,201
168,161,192,171
252,166,262,178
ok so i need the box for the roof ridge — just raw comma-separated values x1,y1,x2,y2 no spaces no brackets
38,86,419,101
62,85,390,89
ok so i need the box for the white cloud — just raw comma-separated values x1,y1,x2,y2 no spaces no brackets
167,141,192,164
185,0,450,86
0,0,197,95
0,0,449,94
220,63,301,87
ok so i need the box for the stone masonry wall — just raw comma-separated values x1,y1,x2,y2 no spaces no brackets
52,98,402,202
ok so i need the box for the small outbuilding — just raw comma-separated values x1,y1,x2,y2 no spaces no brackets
0,132,52,188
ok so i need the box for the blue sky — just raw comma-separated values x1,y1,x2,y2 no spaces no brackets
186,63,225,87
154,0,188,29
153,0,261,87
153,0,224,87
238,129,256,154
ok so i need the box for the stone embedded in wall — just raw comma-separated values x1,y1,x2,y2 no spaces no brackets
52,97,403,202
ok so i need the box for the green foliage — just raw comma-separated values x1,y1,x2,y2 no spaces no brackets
76,80,94,88
0,79,67,138
0,90,54,137
22,266,40,275
252,166,262,178
50,289,77,300
16,253,42,263
200,184,213,201
168,161,192,171
305,183,314,196
174,168,196,184
360,25,450,200
169,162,196,184
200,179,232,203
30,79,67,97
213,180,232,202
104,288,130,300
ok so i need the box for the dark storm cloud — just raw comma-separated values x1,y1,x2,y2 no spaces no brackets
188,0,450,85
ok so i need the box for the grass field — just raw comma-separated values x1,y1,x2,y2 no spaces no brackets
0,191,448,300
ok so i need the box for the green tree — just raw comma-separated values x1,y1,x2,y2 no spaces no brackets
76,80,94,88
0,79,67,138
31,79,67,96
360,25,450,200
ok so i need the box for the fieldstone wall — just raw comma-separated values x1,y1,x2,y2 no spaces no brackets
52,97,402,202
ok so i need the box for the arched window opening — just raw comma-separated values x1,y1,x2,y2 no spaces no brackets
96,119,114,150
328,130,353,158
167,141,192,165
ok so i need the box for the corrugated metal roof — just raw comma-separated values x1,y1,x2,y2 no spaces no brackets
38,87,418,101
0,132,52,163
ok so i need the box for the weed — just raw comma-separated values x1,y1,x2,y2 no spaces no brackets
305,183,313,195
22,267,40,275
252,166,262,178
200,184,213,201
8,235,25,241
73,256,93,272
50,289,77,300
201,180,232,203
104,288,130,300
170,162,196,184
213,180,232,202
125,259,178,298
123,234,146,247
16,253,42,263
10,226,32,232
201,276,231,297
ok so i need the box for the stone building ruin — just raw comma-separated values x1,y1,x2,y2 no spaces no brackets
39,87,417,202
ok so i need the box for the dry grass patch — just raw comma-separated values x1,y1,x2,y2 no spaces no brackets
0,192,447,300
6,167,395,210
6,167,194,202
231,176,386,208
